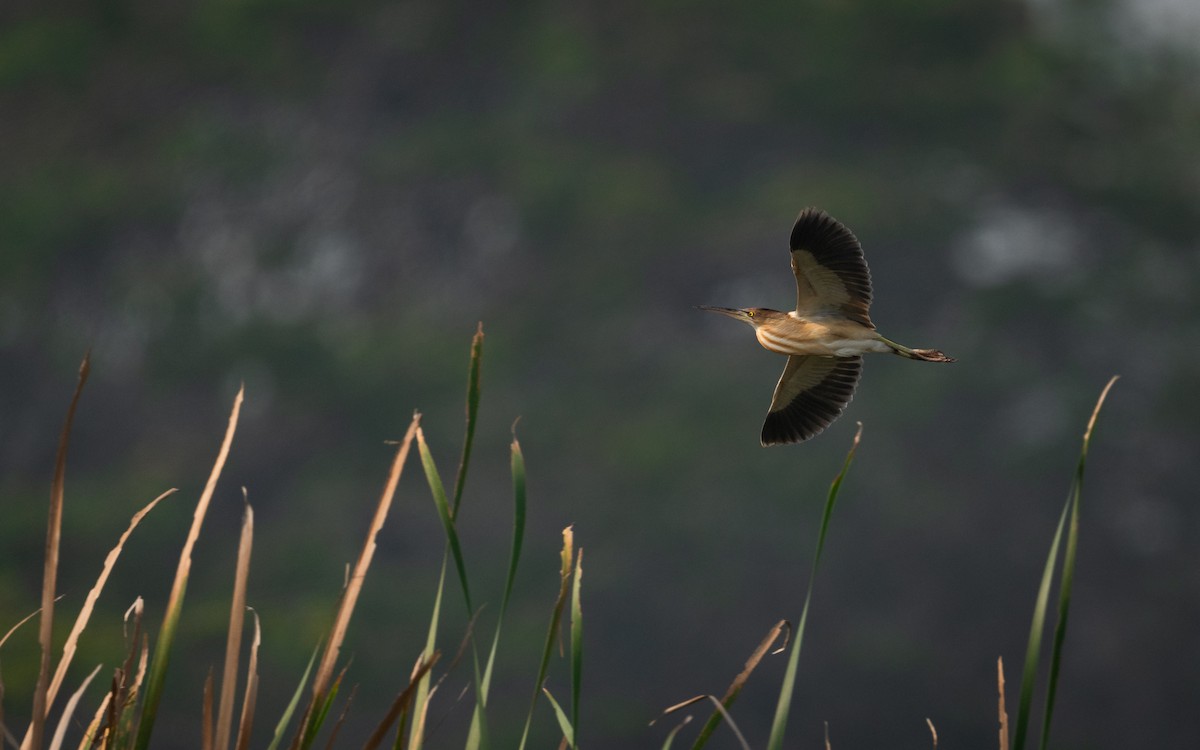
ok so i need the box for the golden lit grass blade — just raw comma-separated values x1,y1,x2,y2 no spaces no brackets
48,490,175,711
540,688,573,749
1037,376,1117,750
295,414,420,746
766,423,862,750
362,652,440,750
690,620,788,749
998,657,1009,750
402,677,441,750
30,353,89,750
216,499,255,750
1012,377,1116,750
134,386,244,750
655,697,748,750
266,646,318,750
76,691,109,750
47,664,101,750
234,611,261,750
2,605,54,649
517,527,575,750
927,718,938,749
569,550,582,750
109,599,146,747
658,715,693,750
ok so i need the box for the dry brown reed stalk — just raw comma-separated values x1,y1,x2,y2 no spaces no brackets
30,353,90,750
202,669,216,749
133,385,245,750
232,611,261,750
47,490,175,710
361,652,440,750
687,619,789,745
215,498,255,750
998,657,1009,750
292,412,422,747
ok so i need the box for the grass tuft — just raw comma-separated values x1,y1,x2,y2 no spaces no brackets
2,335,1122,750
1010,376,1117,750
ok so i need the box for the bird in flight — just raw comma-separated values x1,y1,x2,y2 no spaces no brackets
700,208,954,446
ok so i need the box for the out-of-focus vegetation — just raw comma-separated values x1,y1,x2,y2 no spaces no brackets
2,0,1198,747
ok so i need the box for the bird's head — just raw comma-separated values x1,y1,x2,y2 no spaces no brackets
697,306,785,328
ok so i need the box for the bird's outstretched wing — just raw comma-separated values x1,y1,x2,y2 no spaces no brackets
790,208,874,328
761,355,862,445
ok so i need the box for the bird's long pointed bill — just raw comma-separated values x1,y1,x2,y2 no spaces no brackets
697,305,745,319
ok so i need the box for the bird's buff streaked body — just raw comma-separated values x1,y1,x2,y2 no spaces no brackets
754,313,892,357
700,207,954,446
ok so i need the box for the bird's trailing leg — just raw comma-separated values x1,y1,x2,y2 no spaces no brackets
878,335,956,363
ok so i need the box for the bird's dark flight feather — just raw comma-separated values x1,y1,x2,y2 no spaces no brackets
761,355,862,445
789,208,874,328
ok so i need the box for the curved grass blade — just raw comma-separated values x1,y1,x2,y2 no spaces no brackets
569,550,583,750
47,664,101,750
656,696,749,750
294,414,421,747
299,666,348,749
451,322,484,518
1039,376,1117,750
658,715,693,750
766,423,862,750
233,611,262,750
466,432,529,749
690,620,788,749
266,645,318,750
47,489,174,711
216,498,254,750
321,684,357,750
30,353,89,750
540,688,573,749
517,527,575,750
405,561,446,750
416,429,473,616
134,385,244,750
410,327,485,750
1012,377,1116,750
416,431,491,750
481,432,528,698
363,652,439,750
77,689,110,750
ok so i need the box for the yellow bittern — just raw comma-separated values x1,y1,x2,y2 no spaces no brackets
701,208,954,445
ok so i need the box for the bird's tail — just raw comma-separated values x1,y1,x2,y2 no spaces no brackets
879,336,956,363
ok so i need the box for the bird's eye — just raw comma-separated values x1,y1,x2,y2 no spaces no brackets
746,310,755,317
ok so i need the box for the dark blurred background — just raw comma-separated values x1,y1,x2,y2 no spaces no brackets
2,0,1198,747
